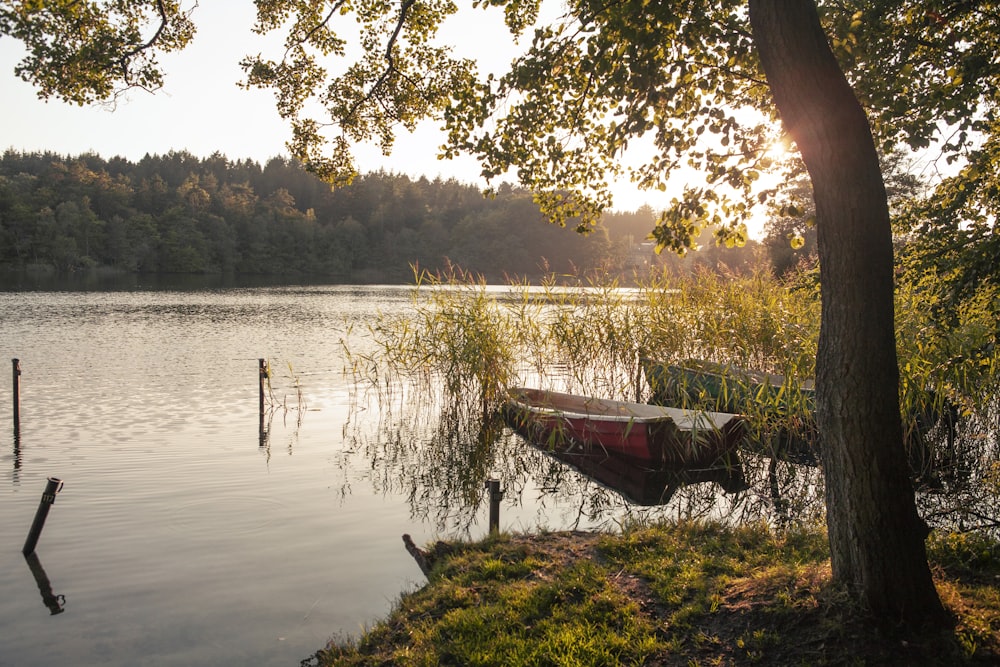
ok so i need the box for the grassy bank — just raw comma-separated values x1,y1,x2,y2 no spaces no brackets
329,269,1000,664
306,522,1000,666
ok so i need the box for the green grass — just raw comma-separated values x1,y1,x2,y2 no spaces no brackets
314,534,661,666
305,522,1000,666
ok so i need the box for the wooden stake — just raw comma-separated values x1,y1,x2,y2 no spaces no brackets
486,479,503,533
23,477,63,556
258,358,268,417
12,358,21,433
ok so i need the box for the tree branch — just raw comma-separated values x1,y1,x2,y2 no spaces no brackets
345,0,418,123
283,0,348,60
118,0,171,83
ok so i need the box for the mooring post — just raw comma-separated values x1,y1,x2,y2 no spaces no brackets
486,479,503,533
258,359,269,447
12,358,21,433
258,358,268,417
22,477,63,556
12,361,21,476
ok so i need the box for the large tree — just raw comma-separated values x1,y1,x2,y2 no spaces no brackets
5,0,996,627
749,0,943,624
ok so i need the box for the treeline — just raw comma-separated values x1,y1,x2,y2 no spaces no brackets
0,150,765,281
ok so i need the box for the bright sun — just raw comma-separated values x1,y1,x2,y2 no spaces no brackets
764,136,794,164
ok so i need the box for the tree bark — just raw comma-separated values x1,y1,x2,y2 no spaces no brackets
748,0,947,627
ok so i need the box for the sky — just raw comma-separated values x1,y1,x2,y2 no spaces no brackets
0,3,736,223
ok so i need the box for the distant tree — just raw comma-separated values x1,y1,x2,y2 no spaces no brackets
602,206,659,244
763,175,818,277
157,208,208,272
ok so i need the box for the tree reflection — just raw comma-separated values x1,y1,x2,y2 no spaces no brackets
917,403,1000,535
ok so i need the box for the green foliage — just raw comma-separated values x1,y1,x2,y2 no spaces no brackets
840,2,1000,337
927,531,1000,578
0,1,195,104
443,0,778,243
4,1,1000,295
0,150,624,279
244,0,477,185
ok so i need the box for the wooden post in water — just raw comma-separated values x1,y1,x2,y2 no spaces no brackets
486,479,503,533
23,477,63,556
12,358,21,434
258,359,269,447
258,358,268,417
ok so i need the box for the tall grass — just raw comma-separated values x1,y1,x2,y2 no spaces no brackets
345,267,530,421
342,264,1000,533
346,266,822,410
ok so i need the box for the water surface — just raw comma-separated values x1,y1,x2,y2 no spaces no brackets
0,284,748,666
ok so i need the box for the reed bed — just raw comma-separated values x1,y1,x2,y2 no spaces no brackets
342,265,1000,533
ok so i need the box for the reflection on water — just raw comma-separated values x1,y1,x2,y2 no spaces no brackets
0,285,430,667
527,443,748,507
0,282,829,667
24,552,65,615
12,429,21,485
343,376,811,535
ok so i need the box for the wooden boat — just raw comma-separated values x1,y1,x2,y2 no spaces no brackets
641,357,815,413
641,357,956,472
524,437,748,506
641,357,819,464
505,387,745,467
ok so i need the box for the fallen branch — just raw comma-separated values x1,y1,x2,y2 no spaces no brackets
402,534,453,577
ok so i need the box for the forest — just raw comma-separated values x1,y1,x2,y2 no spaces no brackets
0,150,787,282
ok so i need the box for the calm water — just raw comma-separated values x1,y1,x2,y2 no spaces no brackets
0,284,749,666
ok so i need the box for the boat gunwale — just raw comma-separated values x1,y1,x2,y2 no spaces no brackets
507,387,742,430
644,357,817,393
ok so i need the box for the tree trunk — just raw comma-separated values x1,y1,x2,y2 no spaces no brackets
748,0,947,627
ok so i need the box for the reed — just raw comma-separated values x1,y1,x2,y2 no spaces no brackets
344,263,1000,532
346,266,538,418
347,266,822,405
261,358,308,416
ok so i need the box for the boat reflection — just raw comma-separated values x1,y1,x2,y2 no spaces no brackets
520,436,748,506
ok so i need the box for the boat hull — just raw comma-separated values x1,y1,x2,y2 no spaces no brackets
641,358,957,474
505,387,745,467
641,358,820,464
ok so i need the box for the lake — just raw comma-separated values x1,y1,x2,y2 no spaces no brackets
0,283,758,666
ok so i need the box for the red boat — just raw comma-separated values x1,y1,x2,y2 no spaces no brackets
505,387,745,467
